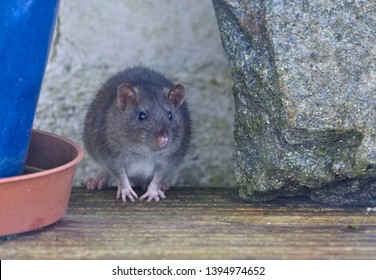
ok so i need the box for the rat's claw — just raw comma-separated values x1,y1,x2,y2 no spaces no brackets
158,190,167,199
140,189,166,202
117,186,138,202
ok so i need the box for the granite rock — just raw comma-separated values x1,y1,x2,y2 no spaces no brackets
213,0,376,205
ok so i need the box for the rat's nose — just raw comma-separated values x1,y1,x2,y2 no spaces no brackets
157,133,169,148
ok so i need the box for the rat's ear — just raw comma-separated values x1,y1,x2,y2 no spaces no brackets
168,83,185,108
117,83,137,110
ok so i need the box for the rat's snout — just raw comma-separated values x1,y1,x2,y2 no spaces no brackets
157,131,169,148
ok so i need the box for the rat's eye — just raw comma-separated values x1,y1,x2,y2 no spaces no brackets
138,112,147,121
168,112,172,121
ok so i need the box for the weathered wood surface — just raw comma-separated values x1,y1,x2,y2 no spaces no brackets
1,187,376,259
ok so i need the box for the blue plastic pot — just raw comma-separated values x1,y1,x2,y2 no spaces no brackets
0,0,60,178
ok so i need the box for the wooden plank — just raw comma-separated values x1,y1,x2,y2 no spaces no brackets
1,187,376,259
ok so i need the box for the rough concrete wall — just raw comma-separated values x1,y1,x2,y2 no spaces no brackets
34,0,235,187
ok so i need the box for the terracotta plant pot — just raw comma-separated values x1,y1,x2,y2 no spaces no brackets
0,130,84,236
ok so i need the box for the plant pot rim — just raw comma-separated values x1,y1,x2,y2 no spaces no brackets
0,129,84,184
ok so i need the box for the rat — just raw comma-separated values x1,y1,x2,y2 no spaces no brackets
83,66,191,202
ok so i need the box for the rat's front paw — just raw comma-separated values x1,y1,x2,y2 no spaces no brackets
140,189,166,202
117,185,138,202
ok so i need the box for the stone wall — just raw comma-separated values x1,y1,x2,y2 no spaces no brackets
34,0,235,187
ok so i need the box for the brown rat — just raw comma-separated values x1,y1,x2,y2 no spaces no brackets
83,66,191,202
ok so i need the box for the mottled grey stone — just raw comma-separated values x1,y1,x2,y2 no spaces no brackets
213,0,376,205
